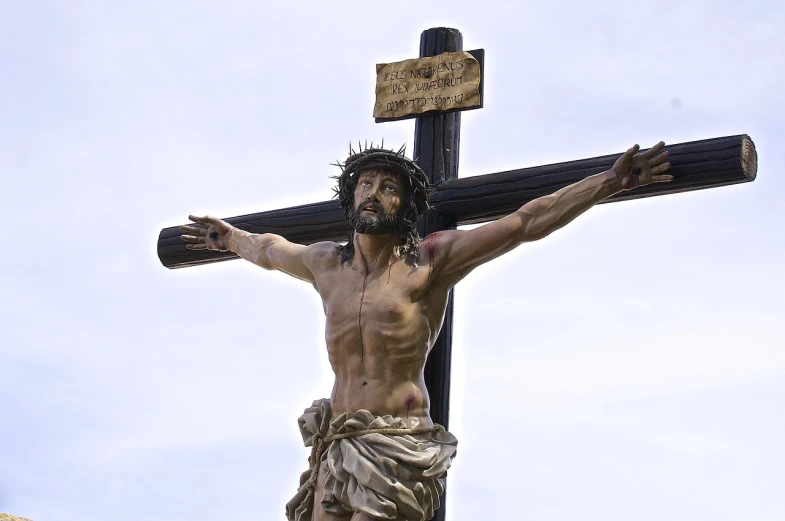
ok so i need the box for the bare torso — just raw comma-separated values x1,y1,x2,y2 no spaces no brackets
310,239,451,428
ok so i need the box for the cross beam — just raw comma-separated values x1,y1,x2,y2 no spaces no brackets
158,134,758,269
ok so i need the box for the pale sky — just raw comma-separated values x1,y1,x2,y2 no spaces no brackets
1,1,784,520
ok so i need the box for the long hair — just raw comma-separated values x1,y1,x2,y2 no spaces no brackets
332,143,430,266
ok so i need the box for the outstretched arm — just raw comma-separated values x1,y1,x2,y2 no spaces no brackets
180,215,316,283
430,142,672,284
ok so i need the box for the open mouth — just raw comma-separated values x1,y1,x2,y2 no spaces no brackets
360,204,380,215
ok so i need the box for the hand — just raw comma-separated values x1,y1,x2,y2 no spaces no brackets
180,214,234,251
611,141,673,191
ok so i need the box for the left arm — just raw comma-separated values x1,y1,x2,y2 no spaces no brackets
429,142,672,284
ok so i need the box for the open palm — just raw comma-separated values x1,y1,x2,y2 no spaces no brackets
612,141,673,190
179,214,233,251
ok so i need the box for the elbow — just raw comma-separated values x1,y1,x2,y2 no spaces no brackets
250,234,278,269
516,206,552,243
256,257,275,270
256,245,276,270
522,227,552,243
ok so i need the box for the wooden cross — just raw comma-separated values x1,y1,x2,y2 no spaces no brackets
157,27,757,521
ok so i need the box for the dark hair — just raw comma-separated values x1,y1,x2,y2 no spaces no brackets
333,143,430,266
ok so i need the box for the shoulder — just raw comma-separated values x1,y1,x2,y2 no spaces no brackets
304,241,342,268
417,230,462,263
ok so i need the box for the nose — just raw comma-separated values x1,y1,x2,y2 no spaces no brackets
367,183,382,201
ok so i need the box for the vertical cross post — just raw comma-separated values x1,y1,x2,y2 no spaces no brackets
414,26,463,521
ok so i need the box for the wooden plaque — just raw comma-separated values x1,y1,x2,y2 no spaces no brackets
374,49,484,122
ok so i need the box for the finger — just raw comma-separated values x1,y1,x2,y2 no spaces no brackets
179,225,207,235
181,235,205,243
188,214,214,225
649,150,669,166
616,145,640,174
651,162,671,176
651,175,674,183
186,244,208,250
643,141,666,159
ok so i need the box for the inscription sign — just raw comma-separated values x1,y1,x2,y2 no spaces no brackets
374,50,483,121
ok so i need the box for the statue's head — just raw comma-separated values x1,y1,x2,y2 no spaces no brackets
333,143,430,265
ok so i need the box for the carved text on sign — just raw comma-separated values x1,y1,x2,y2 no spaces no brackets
373,51,481,120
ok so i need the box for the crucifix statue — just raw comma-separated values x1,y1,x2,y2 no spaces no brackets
160,27,757,521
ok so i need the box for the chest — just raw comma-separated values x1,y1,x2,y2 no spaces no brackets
316,260,433,320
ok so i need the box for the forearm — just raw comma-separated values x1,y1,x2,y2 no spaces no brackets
225,228,277,268
518,170,622,240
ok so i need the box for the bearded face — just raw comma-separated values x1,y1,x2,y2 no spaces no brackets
349,169,405,235
347,199,402,235
335,148,430,266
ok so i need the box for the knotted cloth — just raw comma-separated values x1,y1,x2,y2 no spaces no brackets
285,398,458,521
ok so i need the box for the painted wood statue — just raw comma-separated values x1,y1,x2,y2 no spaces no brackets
179,141,672,521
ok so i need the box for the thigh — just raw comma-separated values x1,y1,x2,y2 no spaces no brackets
313,461,352,521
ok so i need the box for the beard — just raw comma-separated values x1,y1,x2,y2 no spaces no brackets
348,199,404,236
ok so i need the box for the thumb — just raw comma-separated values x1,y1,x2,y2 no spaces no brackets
625,144,640,161
615,144,639,171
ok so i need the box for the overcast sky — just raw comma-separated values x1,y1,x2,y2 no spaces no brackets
2,1,784,520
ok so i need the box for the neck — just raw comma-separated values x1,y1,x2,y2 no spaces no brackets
353,232,398,272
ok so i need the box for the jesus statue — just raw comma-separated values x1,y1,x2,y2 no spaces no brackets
179,141,672,521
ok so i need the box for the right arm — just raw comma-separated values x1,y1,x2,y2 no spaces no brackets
180,215,316,284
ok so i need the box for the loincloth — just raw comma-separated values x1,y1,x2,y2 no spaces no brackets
285,398,458,521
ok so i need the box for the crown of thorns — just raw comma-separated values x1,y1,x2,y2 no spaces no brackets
332,141,431,215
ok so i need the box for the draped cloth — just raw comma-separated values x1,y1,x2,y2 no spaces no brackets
285,398,458,521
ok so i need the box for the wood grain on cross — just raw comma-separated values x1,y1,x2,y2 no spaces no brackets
156,27,757,521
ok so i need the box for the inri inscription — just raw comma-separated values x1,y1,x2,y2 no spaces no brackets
373,50,482,121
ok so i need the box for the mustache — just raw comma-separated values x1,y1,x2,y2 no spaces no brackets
356,199,385,215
